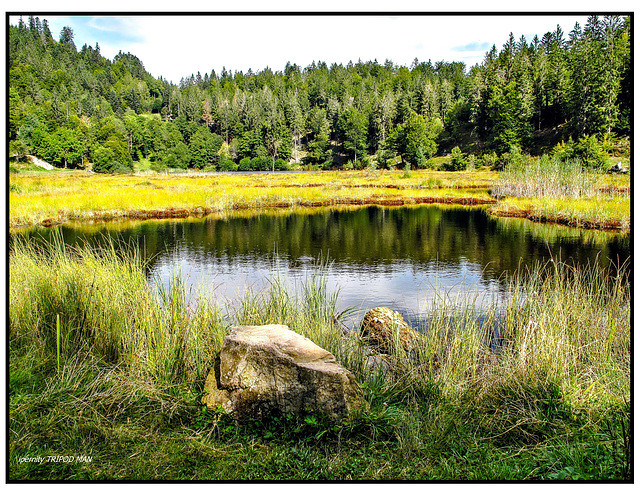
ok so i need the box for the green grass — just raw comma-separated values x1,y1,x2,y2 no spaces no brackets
8,236,631,481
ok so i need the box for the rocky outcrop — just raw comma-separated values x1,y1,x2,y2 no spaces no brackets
27,155,54,170
360,306,421,354
202,324,366,420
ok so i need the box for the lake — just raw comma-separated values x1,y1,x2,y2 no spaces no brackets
16,204,630,326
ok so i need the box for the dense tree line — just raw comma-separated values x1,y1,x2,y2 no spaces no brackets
9,15,630,173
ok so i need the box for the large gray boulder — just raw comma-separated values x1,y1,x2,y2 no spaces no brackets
202,324,366,420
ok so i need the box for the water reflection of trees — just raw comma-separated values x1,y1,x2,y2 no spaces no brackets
18,205,630,287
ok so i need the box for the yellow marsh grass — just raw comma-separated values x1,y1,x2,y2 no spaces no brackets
9,170,498,227
490,157,630,230
489,195,630,230
9,169,630,230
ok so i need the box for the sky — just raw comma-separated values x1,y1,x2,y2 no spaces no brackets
6,11,600,84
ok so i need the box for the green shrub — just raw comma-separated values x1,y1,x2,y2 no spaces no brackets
9,140,29,163
441,146,466,171
600,135,630,158
218,159,239,172
238,157,253,171
481,151,498,169
274,158,289,171
386,157,401,170
150,161,167,174
552,137,573,161
423,158,437,170
320,159,334,171
346,158,367,170
241,156,294,172
554,135,608,169
466,154,476,171
112,164,132,174
418,154,437,170
91,146,118,174
494,145,525,171
572,135,608,169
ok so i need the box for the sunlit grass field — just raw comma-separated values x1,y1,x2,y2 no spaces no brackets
488,157,630,230
9,166,629,231
9,169,497,228
489,195,631,230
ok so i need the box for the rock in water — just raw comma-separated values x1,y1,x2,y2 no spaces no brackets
360,307,421,353
201,324,366,420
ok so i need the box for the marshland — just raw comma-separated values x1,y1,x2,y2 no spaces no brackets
9,168,631,480
8,14,631,482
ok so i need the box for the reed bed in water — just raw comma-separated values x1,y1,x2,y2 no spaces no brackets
9,236,630,480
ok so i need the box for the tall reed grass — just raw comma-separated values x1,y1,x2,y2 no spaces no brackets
344,257,630,408
492,156,601,199
9,234,630,408
9,234,224,386
9,235,631,479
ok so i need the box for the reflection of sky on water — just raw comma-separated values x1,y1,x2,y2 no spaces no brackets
152,249,507,327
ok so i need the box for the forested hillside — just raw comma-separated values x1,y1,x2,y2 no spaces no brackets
8,15,631,173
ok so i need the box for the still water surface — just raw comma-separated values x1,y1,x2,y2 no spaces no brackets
18,205,630,326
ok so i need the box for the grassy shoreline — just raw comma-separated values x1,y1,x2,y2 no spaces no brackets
8,237,631,481
8,168,630,231
8,169,497,228
487,196,631,230
488,157,630,230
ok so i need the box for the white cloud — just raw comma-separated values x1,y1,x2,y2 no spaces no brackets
118,14,592,83
142,15,596,82
7,12,600,83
